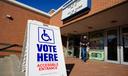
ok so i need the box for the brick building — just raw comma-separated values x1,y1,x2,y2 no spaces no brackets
0,0,128,65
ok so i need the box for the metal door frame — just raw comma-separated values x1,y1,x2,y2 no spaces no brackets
104,27,120,64
120,25,128,65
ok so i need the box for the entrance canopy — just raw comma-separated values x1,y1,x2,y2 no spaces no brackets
61,2,128,36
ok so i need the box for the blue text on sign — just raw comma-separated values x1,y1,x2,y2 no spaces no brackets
37,44,58,62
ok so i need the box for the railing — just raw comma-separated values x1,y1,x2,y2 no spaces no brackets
0,43,22,51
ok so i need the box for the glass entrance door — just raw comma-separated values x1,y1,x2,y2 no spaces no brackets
121,27,128,65
106,29,120,63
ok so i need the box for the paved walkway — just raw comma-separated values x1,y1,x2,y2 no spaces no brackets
65,57,128,76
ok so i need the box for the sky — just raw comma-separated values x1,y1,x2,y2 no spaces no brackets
16,0,69,13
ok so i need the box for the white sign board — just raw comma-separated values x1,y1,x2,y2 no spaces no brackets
62,0,90,20
23,20,67,76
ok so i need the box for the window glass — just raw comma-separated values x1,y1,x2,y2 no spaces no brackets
89,31,104,50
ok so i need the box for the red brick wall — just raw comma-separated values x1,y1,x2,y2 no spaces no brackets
50,10,64,27
0,1,50,56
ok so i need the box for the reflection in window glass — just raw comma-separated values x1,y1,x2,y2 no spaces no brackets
89,31,104,50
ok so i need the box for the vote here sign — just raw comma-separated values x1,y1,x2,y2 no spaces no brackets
25,20,67,76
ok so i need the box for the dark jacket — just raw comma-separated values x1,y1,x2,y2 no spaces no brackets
80,37,88,47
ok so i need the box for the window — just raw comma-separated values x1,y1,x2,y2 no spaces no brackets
89,31,104,50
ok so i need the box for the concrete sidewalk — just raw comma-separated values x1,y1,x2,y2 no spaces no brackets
65,57,128,76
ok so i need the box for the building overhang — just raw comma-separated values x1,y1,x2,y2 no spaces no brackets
61,2,128,36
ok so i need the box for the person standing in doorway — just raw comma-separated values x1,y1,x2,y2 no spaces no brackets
80,35,89,62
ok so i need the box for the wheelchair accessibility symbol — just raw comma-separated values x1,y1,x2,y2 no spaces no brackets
38,27,54,44
41,30,52,41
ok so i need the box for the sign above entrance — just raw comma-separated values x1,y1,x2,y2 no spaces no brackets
61,0,91,20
